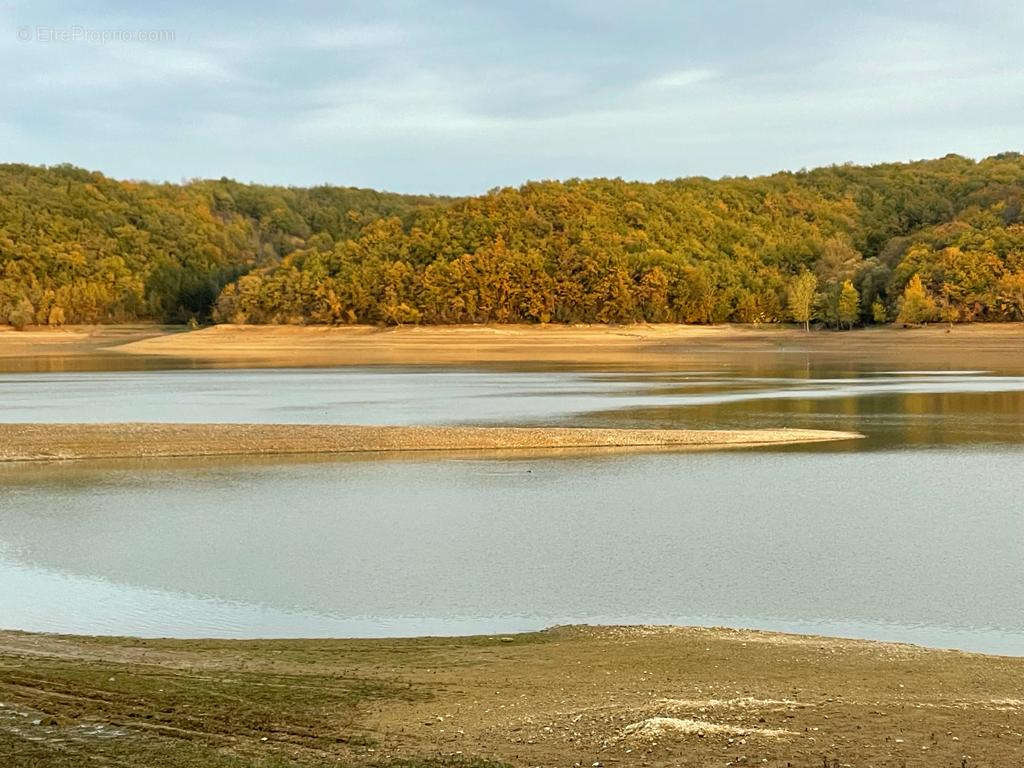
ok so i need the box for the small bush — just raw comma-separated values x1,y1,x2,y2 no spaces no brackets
8,297,35,330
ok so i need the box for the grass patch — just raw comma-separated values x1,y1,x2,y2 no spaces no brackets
0,654,424,763
0,729,510,768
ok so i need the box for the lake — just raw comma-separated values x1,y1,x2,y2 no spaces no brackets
2,358,1024,653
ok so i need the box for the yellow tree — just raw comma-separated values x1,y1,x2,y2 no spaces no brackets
838,280,860,329
787,271,817,331
996,271,1024,319
897,274,937,325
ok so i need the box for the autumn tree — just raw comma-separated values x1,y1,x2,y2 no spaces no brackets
838,280,860,329
897,275,937,325
813,237,863,328
996,272,1024,319
787,271,817,331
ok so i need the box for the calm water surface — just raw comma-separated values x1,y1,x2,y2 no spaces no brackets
2,358,1024,653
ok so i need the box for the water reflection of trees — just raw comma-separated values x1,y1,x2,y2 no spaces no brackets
582,389,1024,450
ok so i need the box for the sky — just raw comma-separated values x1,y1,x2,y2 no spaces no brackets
2,1,1023,195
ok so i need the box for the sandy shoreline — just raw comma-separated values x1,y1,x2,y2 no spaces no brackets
0,422,861,462
3,322,1024,369
116,322,1024,369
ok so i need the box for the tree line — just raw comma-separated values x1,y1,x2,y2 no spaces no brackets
3,154,1024,329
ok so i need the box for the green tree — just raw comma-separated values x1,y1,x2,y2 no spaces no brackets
8,297,34,330
871,298,888,324
787,271,817,331
815,237,863,286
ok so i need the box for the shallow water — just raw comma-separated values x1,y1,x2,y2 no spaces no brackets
2,360,1024,653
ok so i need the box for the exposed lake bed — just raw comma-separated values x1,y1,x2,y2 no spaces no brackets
4,623,1024,768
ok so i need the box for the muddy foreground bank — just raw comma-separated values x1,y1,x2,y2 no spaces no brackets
1,625,1021,767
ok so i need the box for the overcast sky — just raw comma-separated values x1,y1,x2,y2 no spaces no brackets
2,1,1022,194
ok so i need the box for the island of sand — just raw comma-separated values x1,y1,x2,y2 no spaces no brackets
0,423,861,462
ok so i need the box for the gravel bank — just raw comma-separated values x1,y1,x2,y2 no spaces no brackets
0,423,861,462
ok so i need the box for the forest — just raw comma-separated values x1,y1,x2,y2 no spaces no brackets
2,153,1023,328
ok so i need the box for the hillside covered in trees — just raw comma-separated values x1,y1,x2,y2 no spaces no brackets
0,164,447,326
3,154,1024,328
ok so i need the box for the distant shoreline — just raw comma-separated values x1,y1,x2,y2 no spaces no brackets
0,423,861,462
2,322,1023,369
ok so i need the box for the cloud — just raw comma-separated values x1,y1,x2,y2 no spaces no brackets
645,69,717,90
1,1,1021,193
302,22,406,50
103,46,238,82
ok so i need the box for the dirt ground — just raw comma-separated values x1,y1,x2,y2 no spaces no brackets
1,625,1022,767
0,325,171,359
